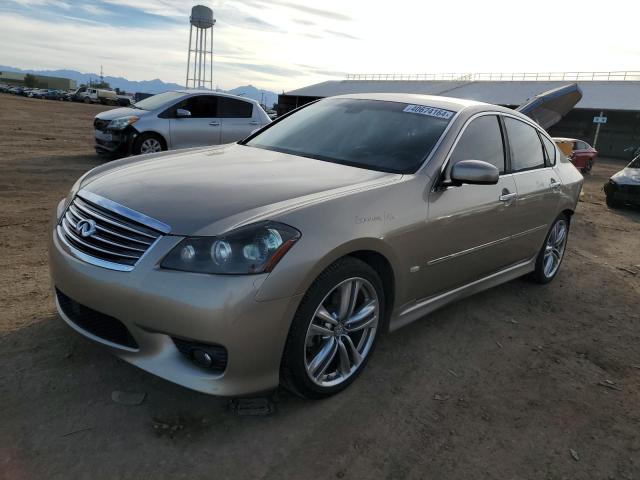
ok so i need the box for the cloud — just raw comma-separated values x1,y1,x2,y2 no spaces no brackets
325,29,359,40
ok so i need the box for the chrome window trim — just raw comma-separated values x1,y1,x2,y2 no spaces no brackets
77,189,171,234
435,110,557,189
432,111,507,191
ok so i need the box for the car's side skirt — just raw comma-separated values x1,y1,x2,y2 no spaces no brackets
389,257,536,332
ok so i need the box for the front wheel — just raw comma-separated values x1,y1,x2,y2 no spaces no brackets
529,214,569,284
582,159,593,173
132,133,165,155
281,257,384,399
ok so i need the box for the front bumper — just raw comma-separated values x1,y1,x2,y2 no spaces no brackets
94,128,136,155
604,181,640,206
48,215,302,396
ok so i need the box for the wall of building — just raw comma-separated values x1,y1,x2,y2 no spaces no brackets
0,72,77,90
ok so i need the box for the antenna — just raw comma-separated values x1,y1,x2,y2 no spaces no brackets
186,5,216,89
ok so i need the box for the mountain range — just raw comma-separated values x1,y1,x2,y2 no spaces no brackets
0,65,278,107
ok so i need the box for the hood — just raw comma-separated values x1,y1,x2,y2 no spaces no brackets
612,167,640,186
81,144,396,235
516,83,583,130
95,107,149,121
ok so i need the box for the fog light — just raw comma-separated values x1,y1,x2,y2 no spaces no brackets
191,349,213,367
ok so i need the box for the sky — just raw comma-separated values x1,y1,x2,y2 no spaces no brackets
0,0,639,92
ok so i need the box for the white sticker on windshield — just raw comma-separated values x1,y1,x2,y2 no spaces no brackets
403,105,454,119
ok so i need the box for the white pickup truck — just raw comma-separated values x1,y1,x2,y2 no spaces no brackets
73,87,118,105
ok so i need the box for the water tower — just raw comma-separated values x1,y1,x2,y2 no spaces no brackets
186,5,215,89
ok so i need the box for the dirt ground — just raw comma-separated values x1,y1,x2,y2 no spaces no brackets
1,93,639,480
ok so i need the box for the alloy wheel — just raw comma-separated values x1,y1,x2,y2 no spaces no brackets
140,138,162,154
304,277,379,387
543,219,568,278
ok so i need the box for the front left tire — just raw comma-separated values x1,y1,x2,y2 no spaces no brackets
281,257,384,399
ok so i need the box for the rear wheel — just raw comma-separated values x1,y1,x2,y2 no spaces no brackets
281,257,384,399
529,214,569,284
133,133,165,155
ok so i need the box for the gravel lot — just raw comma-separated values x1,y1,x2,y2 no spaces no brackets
1,93,639,480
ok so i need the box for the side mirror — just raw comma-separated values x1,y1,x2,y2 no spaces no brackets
450,160,499,186
176,108,191,118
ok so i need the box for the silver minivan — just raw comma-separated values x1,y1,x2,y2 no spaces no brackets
93,90,271,155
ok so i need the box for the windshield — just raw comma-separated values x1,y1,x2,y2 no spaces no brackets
629,156,640,169
133,91,186,111
245,98,454,173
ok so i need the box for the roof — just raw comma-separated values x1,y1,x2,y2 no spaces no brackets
176,89,259,103
284,80,640,111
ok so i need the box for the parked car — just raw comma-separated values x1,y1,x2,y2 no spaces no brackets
49,93,583,398
553,137,597,173
92,90,271,155
42,89,65,101
116,95,132,107
603,155,640,208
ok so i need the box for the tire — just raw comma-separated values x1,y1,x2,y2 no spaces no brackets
281,257,385,399
606,195,621,209
582,159,593,173
132,133,165,155
529,213,570,284
83,97,91,104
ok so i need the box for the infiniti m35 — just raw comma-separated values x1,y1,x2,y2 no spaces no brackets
49,94,583,398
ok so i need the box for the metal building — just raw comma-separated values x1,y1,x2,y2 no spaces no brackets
0,71,77,90
277,72,640,159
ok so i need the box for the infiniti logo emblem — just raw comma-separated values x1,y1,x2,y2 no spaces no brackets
76,219,97,238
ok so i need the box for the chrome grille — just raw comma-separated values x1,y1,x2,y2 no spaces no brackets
58,191,168,271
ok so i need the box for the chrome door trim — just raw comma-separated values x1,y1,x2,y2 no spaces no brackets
77,189,171,234
427,235,511,266
426,224,547,266
391,257,536,331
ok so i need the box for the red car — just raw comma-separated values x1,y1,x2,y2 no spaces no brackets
553,137,598,173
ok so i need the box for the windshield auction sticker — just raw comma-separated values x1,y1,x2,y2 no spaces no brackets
403,105,454,119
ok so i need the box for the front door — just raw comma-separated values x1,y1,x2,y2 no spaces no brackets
417,114,522,300
169,95,221,149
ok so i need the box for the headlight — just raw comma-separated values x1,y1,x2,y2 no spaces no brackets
107,116,138,130
161,221,301,274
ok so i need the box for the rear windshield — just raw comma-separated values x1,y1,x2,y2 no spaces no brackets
133,91,185,111
245,98,454,173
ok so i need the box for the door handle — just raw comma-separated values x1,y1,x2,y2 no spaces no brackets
499,192,517,203
209,121,220,126
249,120,259,125
550,178,561,190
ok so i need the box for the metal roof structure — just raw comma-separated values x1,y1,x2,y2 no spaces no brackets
284,77,640,111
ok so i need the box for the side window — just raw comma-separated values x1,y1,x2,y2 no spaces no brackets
183,95,218,118
449,115,505,173
540,134,557,166
577,141,588,150
218,97,253,118
504,117,545,172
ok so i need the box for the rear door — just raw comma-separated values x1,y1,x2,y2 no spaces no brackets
504,116,560,258
219,97,259,144
168,95,221,149
419,114,521,299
